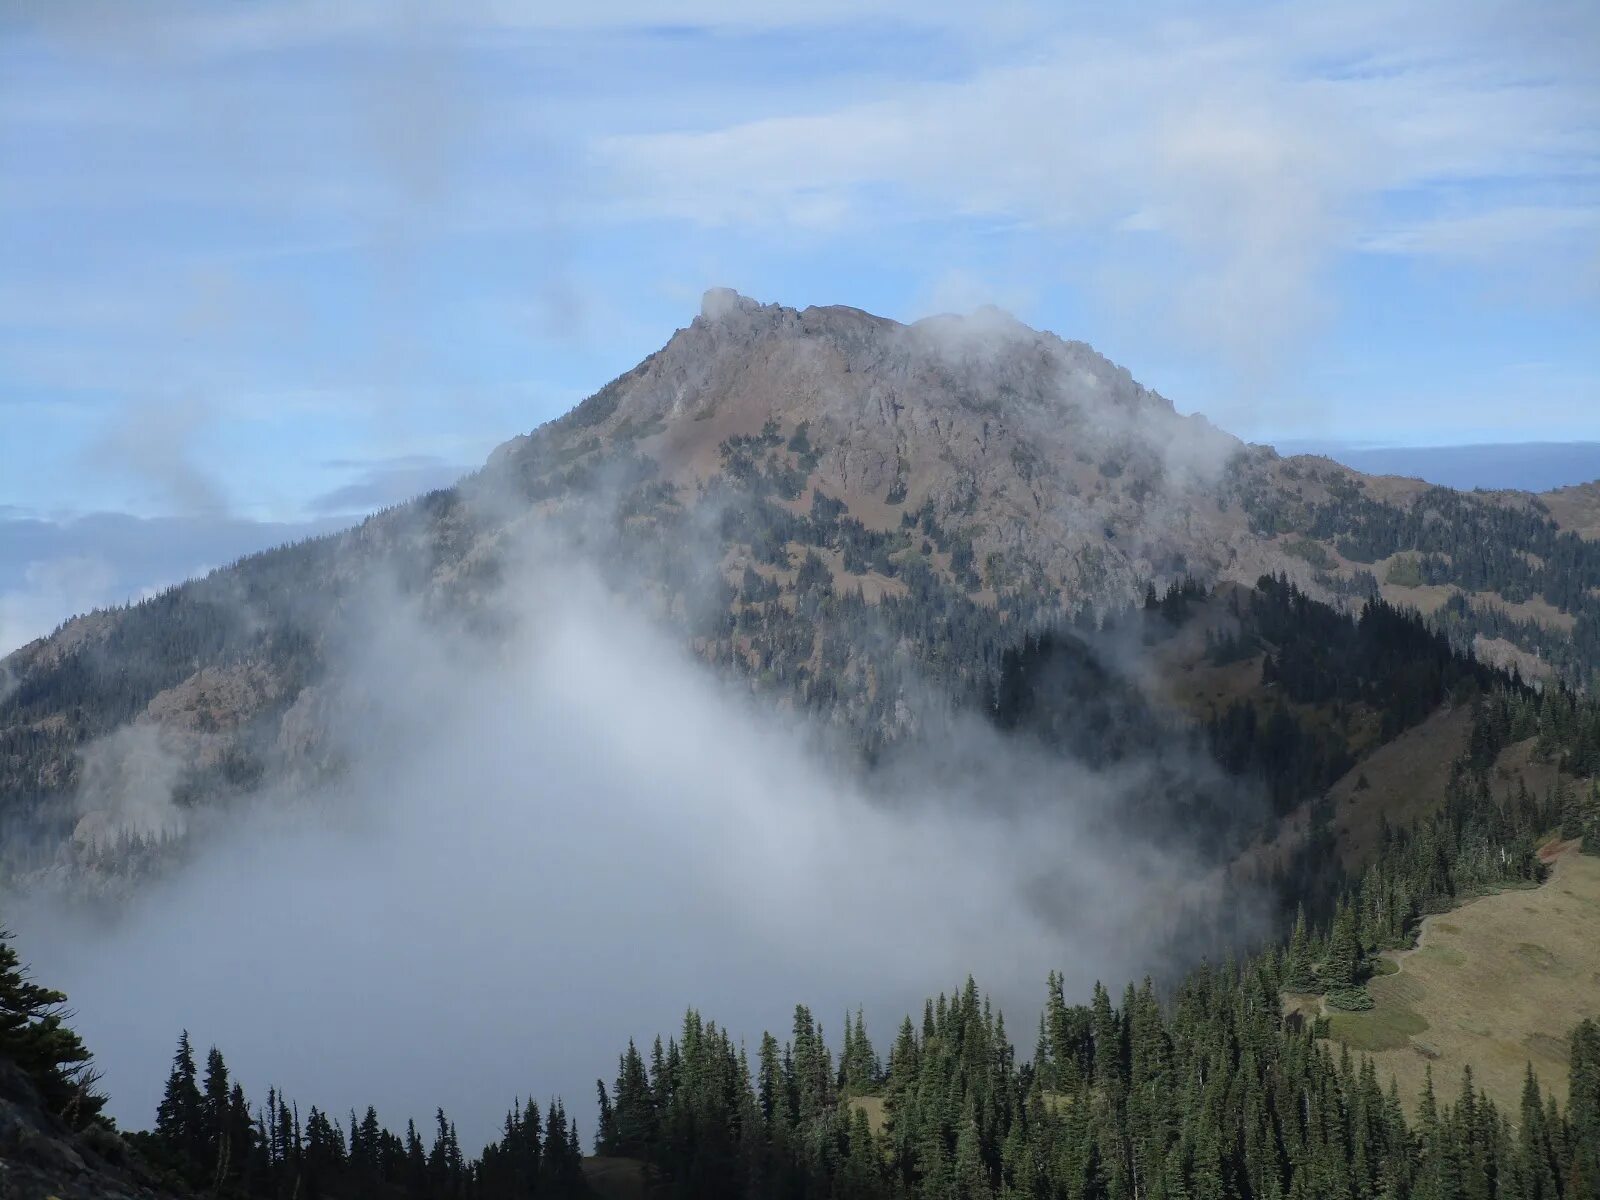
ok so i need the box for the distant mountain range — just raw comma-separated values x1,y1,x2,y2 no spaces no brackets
1277,439,1600,493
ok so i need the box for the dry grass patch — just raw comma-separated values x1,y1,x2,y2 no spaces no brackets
1324,705,1472,868
1326,850,1600,1117
1419,944,1467,967
1492,738,1566,803
1329,1004,1430,1053
1156,654,1266,720
1511,942,1559,971
1543,482,1600,541
851,1095,888,1136
1474,635,1557,683
1490,595,1577,633
1377,580,1458,614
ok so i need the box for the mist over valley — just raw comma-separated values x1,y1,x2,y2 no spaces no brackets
3,6,1599,1198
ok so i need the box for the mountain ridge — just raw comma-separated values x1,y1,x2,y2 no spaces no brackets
4,291,1599,876
489,288,1287,608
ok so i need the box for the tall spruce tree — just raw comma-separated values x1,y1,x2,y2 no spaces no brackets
1571,1019,1600,1199
1284,905,1316,991
1322,904,1363,991
201,1044,232,1187
0,925,104,1126
155,1029,203,1177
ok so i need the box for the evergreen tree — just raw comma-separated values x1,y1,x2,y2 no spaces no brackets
1284,905,1316,991
595,1078,616,1154
1322,903,1363,991
0,925,104,1126
1571,1019,1600,1199
201,1044,232,1187
154,1029,203,1177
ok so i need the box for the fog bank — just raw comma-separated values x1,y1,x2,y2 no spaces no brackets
15,547,1254,1146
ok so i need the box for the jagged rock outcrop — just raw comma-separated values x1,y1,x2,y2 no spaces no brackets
492,289,1274,606
0,1063,175,1200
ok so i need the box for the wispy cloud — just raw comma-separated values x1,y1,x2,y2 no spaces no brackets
0,511,347,654
84,395,230,517
308,455,468,514
2,0,1596,526
1361,204,1600,261
593,2,1599,370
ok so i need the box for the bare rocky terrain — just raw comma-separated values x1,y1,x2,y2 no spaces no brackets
0,1062,174,1200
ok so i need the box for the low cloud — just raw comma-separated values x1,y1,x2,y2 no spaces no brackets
72,726,189,846
0,554,119,655
0,512,347,655
308,455,469,515
84,395,230,517
14,531,1263,1148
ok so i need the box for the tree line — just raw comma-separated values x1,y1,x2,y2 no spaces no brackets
129,1030,588,1199
588,973,1600,1199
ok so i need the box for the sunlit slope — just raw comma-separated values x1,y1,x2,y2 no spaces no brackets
1328,845,1600,1116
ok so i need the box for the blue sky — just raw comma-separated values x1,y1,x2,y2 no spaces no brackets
2,1,1598,649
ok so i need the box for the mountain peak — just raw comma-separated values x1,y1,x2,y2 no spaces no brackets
528,289,1215,481
699,286,761,321
480,287,1250,628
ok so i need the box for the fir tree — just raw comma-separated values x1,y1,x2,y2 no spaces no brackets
0,925,104,1126
154,1029,203,1177
1322,903,1363,991
200,1045,232,1187
1284,905,1316,991
1571,1019,1600,1199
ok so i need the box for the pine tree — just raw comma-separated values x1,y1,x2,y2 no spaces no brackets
1090,981,1119,1088
1570,1018,1600,1199
844,1007,879,1092
595,1078,617,1153
227,1082,254,1192
0,925,104,1126
155,1029,204,1177
1322,904,1362,991
405,1117,428,1196
953,1103,994,1200
350,1104,382,1190
1284,906,1316,991
302,1104,345,1195
1552,775,1579,837
614,1040,655,1156
200,1045,232,1189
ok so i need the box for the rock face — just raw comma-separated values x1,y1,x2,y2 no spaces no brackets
493,290,1276,606
0,1062,175,1200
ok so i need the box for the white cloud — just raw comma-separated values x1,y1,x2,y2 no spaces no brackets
2,0,1596,523
0,554,118,651
1361,205,1600,260
16,541,1257,1144
85,394,230,517
592,2,1598,371
0,512,349,656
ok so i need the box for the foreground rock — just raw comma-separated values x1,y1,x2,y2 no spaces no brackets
0,1064,175,1200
